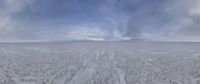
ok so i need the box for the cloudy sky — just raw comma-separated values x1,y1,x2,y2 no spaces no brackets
0,0,200,42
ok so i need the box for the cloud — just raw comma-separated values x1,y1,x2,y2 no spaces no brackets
159,0,200,41
65,25,108,41
115,0,200,41
1,0,200,42
0,0,34,37
64,24,131,41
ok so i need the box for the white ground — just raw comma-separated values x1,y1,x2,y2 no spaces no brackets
0,42,200,84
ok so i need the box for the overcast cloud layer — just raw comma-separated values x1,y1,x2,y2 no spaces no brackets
0,0,200,42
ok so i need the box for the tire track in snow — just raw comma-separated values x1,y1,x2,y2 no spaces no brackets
107,50,127,84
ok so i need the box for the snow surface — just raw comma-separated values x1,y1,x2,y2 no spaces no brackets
0,42,200,84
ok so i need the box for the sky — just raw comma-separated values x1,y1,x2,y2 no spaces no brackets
0,0,200,42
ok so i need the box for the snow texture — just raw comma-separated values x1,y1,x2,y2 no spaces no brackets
0,42,200,84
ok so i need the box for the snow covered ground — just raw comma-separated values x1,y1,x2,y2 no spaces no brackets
0,42,200,84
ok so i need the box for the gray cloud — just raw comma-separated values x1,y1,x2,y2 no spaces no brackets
118,0,200,41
